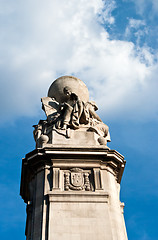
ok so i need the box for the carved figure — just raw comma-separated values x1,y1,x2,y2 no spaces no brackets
33,120,49,148
33,76,111,147
58,86,89,129
86,101,110,139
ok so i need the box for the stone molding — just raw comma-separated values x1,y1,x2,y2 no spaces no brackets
48,191,109,203
20,147,126,203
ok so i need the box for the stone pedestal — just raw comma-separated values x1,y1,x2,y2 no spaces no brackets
20,146,127,240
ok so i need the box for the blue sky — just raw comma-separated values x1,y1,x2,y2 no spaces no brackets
0,0,158,239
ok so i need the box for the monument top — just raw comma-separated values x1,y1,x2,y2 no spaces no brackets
33,76,110,148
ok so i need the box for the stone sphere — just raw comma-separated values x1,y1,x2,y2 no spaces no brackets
48,76,89,103
98,137,107,146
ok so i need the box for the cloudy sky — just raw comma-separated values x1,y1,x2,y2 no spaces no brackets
0,0,158,239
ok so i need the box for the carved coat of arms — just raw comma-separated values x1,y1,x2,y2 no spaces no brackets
71,172,83,187
64,168,91,191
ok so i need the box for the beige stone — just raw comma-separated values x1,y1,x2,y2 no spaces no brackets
21,76,128,240
33,76,110,149
48,76,89,104
20,147,128,240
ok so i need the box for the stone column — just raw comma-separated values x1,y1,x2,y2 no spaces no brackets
20,146,127,240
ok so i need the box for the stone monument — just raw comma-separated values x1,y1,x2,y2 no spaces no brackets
20,76,128,240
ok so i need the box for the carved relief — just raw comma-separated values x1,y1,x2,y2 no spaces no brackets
64,168,91,191
93,168,103,190
33,76,111,148
53,168,60,189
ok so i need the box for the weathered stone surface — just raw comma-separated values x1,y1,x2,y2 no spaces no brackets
20,147,127,240
48,76,89,103
49,201,112,240
21,76,128,240
33,76,110,148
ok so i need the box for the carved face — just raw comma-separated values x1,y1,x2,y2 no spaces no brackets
63,86,72,97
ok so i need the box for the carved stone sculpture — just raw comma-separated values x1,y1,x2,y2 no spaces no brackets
33,76,111,148
64,168,91,191
21,76,128,240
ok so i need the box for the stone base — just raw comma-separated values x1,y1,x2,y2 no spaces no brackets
20,147,127,240
49,127,100,146
48,192,112,240
37,127,110,148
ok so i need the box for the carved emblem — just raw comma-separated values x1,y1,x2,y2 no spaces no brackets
71,172,83,187
64,168,91,191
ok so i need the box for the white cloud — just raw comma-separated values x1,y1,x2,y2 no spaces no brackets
130,0,158,16
125,18,148,46
128,19,145,28
0,0,158,124
97,0,116,25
